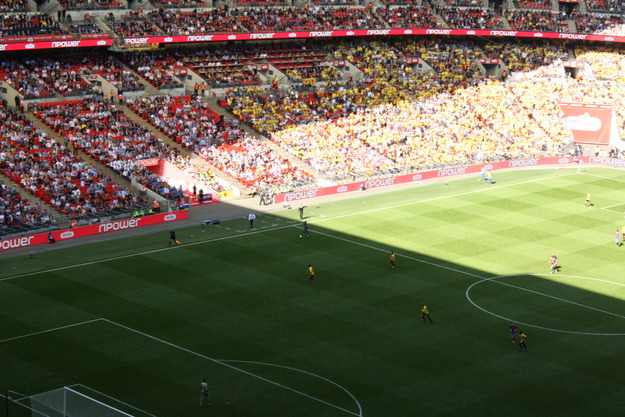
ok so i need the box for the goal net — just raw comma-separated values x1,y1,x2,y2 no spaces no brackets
28,387,134,417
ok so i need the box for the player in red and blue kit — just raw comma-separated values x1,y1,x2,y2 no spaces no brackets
509,323,519,343
550,254,558,274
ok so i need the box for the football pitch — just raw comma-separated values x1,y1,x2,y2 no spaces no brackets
2,167,625,417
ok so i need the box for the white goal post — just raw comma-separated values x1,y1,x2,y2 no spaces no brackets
28,387,135,417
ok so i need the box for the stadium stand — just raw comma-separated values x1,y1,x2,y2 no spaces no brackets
28,98,186,199
0,106,147,222
2,1,625,235
126,94,315,190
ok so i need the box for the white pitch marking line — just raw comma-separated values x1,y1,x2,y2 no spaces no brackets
220,360,362,417
0,318,362,416
309,228,484,280
585,173,625,184
0,172,575,283
308,172,578,226
466,274,625,335
100,319,362,417
480,275,625,320
68,384,157,417
313,225,625,330
0,318,103,344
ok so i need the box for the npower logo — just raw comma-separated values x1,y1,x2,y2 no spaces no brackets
558,158,570,164
509,158,538,167
126,38,149,44
164,214,177,221
285,189,319,201
97,40,107,46
52,41,80,48
251,33,275,39
288,33,297,38
310,31,333,37
188,35,213,42
367,30,390,35
490,30,517,36
337,186,348,193
25,43,35,49
426,29,452,35
412,174,422,180
404,29,413,34
365,177,396,189
1,236,34,250
98,218,141,233
559,33,587,40
438,167,467,177
164,37,173,42
588,157,625,167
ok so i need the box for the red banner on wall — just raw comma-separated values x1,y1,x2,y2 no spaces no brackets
0,210,188,252
559,102,614,145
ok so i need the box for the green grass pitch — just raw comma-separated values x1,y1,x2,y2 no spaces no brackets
2,167,625,417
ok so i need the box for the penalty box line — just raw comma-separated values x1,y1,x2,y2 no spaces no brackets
0,317,363,417
308,226,625,328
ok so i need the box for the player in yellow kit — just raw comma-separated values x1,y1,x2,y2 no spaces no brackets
389,251,396,268
308,264,315,284
421,303,433,323
518,330,527,351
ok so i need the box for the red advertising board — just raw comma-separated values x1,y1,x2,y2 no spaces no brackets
559,103,614,145
0,210,188,252
2,29,625,52
274,156,586,203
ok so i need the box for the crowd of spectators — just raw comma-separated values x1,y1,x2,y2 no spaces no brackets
585,0,624,13
109,11,166,37
0,106,146,220
0,54,145,99
120,51,185,89
3,4,625,41
57,0,123,11
233,6,323,32
376,5,439,28
28,97,189,198
67,22,103,34
0,30,623,233
268,78,572,182
87,55,145,92
0,60,55,99
218,38,623,182
506,10,569,32
234,0,287,6
0,181,52,235
126,94,315,190
0,13,67,37
446,0,482,7
436,7,504,29
481,40,569,72
575,13,625,34
514,0,551,9
149,0,208,8
22,56,99,96
0,0,28,13
171,47,260,87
